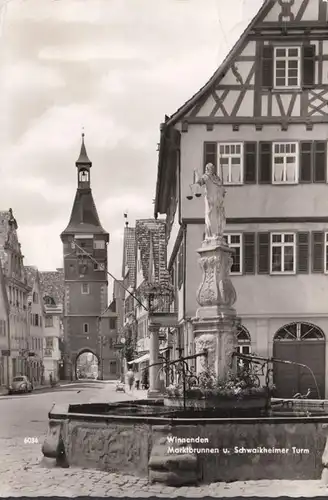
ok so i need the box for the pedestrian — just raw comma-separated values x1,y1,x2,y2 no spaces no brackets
126,368,134,391
135,373,140,390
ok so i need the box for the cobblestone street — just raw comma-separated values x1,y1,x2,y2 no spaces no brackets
0,381,326,497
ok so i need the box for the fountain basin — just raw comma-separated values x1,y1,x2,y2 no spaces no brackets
42,399,328,485
163,393,268,411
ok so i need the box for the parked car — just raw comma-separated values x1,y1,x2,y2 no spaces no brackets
115,381,125,392
8,376,33,394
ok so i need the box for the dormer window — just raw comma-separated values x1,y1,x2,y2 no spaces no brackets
79,169,89,183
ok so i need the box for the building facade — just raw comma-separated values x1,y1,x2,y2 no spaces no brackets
25,266,45,385
154,0,328,398
0,210,30,382
0,261,9,388
122,218,176,393
39,269,64,382
60,135,109,380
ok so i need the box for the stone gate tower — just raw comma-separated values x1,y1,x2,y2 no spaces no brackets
60,134,109,380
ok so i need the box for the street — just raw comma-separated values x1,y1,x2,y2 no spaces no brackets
0,380,326,497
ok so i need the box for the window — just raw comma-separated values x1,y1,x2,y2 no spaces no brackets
274,47,300,89
225,234,242,274
45,316,53,328
273,142,298,183
44,296,56,306
236,325,251,371
81,283,89,294
274,322,325,341
109,317,117,330
93,240,105,250
79,169,89,183
32,292,38,304
324,233,328,273
218,143,243,184
83,323,89,334
271,233,296,274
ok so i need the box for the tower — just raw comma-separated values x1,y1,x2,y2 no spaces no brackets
60,134,109,380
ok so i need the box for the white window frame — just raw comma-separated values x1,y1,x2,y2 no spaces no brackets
93,240,105,250
218,143,244,185
324,233,328,274
274,46,301,89
81,283,89,294
272,142,299,184
270,232,296,275
225,233,243,275
83,323,89,334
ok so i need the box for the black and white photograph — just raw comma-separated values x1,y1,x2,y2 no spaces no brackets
0,0,328,497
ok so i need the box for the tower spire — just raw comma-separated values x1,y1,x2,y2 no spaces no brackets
76,130,91,165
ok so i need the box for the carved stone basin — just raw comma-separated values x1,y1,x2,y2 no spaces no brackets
42,399,328,486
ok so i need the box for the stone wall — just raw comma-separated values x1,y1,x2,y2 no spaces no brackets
168,421,325,482
43,406,327,484
61,420,152,475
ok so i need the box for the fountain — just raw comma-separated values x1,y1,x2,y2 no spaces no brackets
42,163,328,485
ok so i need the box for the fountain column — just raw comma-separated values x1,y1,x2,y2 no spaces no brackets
192,237,238,379
148,323,162,398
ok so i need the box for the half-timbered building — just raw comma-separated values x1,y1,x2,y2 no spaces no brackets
154,0,328,398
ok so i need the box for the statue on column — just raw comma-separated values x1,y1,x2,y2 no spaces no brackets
194,163,226,240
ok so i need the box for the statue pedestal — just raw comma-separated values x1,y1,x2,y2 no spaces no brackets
192,238,238,379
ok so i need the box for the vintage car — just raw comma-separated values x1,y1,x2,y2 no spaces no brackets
8,376,33,394
115,381,125,392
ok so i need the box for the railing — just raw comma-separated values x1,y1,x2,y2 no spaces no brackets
232,351,321,399
144,351,208,409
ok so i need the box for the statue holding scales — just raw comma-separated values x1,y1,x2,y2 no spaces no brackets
193,163,226,241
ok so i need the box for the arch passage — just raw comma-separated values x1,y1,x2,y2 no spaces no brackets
273,322,325,399
75,350,100,380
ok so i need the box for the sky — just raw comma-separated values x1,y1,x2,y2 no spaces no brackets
0,0,262,289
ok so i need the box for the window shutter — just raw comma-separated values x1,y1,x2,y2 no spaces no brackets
302,44,315,88
259,142,272,184
299,142,313,183
262,45,274,88
297,232,309,274
203,142,217,172
243,233,256,274
177,242,184,288
258,233,270,274
313,141,326,183
312,231,324,273
244,142,257,184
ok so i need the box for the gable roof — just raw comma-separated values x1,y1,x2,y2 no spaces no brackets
163,0,272,127
154,0,273,216
39,268,64,306
135,219,170,286
24,266,45,309
121,226,136,287
0,209,28,285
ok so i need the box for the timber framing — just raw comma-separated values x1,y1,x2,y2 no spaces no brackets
183,217,328,225
182,116,328,125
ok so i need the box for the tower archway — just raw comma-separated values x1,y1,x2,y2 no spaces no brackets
75,349,100,380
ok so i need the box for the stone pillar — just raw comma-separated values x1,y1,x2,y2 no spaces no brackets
322,423,328,483
148,323,162,398
192,238,238,379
